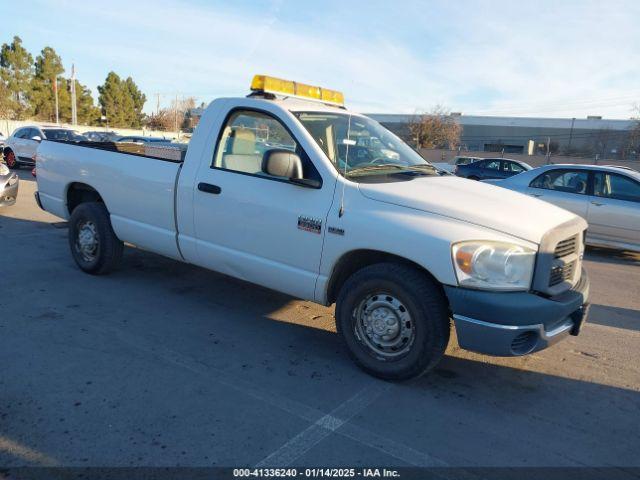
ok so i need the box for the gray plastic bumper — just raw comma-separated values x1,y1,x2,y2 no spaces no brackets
444,269,589,356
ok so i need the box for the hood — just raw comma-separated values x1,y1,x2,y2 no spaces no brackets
357,176,579,244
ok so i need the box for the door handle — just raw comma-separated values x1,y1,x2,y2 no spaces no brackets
591,201,604,206
198,182,222,195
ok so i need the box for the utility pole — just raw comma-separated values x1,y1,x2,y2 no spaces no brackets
546,136,551,164
567,117,575,153
53,76,59,124
70,63,78,125
174,93,179,133
156,93,160,115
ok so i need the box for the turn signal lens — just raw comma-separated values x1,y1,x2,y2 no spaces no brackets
452,241,536,291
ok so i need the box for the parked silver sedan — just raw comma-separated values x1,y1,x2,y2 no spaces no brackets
484,164,640,252
0,160,19,207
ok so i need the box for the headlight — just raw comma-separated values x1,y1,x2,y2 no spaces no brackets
0,162,9,175
452,241,536,291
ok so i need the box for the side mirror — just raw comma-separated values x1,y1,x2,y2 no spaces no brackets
31,135,42,142
262,149,303,180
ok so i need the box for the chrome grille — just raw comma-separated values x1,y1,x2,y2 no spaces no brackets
532,218,585,295
554,235,578,258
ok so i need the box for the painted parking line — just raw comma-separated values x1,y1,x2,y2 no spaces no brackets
109,324,453,467
255,383,389,467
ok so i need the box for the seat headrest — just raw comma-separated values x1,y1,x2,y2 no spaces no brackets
231,128,256,155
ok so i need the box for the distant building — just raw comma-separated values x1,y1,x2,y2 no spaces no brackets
186,106,637,158
368,114,638,159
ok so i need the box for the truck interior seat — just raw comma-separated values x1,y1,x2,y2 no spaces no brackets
221,128,262,173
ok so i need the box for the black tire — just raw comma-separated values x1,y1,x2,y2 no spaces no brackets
335,263,450,381
468,175,480,181
68,202,123,275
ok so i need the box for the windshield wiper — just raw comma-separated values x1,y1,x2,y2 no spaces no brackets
391,164,439,176
345,164,410,176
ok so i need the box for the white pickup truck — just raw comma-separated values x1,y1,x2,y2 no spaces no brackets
35,76,590,380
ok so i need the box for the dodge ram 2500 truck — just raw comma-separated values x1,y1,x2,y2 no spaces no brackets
35,75,590,380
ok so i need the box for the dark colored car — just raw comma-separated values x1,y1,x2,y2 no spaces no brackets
84,131,120,142
116,135,173,145
455,158,532,180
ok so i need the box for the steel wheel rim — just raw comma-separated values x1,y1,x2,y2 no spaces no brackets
75,221,99,262
353,292,415,359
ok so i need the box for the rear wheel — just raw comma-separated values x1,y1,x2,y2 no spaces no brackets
468,175,480,181
5,150,18,169
336,263,450,380
68,202,123,275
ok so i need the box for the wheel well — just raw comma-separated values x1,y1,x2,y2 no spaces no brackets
66,183,104,214
326,249,440,305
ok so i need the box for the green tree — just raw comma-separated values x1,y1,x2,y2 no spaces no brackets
124,76,146,127
98,72,146,128
29,46,65,122
75,82,101,124
0,36,34,119
0,77,12,118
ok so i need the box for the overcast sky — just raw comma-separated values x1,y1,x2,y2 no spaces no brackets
2,0,639,118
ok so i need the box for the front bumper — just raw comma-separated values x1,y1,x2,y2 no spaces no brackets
0,173,19,207
444,269,589,356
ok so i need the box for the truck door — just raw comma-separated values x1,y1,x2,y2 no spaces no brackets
190,108,333,301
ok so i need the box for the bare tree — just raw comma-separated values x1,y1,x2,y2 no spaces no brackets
408,105,461,150
626,104,640,160
145,96,198,131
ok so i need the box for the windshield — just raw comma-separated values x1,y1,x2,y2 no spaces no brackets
295,112,436,179
44,129,87,142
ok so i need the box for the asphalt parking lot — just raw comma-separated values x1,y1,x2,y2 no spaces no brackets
1,170,639,468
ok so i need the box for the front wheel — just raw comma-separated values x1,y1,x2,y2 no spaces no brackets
335,263,450,380
68,202,123,275
5,150,18,169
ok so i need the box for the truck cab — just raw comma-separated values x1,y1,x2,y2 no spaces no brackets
35,75,590,380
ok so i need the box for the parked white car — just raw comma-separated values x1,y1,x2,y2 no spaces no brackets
484,164,640,252
34,75,590,380
3,126,87,169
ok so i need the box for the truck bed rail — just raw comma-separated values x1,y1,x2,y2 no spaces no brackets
46,139,187,163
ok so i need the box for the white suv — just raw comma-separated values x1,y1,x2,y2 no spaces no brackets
3,126,87,169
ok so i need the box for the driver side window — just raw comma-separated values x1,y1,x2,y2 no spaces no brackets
213,110,296,175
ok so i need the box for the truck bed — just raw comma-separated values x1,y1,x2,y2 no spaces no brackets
37,139,184,260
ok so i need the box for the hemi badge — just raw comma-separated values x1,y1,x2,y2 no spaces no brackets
298,215,322,234
328,226,344,236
